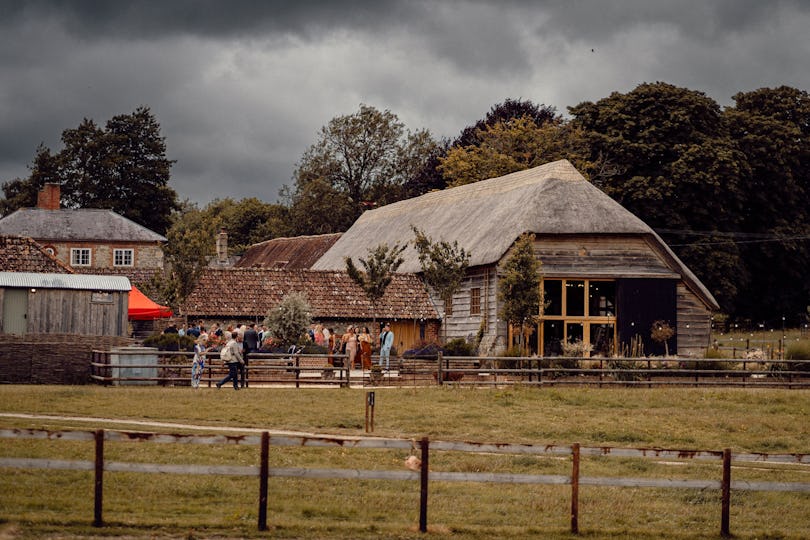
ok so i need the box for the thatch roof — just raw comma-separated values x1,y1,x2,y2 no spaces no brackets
313,159,718,310
236,233,342,269
180,268,438,320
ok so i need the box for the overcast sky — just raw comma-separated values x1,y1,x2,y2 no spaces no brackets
2,0,809,207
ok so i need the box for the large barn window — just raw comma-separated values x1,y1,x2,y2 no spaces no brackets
538,279,616,356
70,248,91,267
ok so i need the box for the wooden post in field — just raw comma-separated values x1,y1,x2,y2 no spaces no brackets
258,431,269,531
436,352,443,386
419,437,430,533
93,429,104,527
721,448,731,537
571,443,580,534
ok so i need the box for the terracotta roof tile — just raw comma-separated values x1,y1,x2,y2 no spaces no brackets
0,235,74,273
236,233,342,269
181,268,438,320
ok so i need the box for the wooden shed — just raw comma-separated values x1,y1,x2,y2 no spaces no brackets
313,160,719,358
0,272,130,337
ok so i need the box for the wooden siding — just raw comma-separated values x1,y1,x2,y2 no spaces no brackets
676,283,713,357
24,288,128,336
532,235,679,278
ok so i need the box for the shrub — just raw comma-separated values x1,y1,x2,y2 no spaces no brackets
402,341,443,359
443,338,475,356
607,358,644,381
143,332,195,351
785,341,810,372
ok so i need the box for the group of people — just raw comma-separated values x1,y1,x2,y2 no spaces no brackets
183,320,396,390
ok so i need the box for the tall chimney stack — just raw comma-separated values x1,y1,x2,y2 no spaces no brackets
37,183,61,210
216,228,228,265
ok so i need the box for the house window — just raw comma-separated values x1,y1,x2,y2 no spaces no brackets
470,287,481,315
70,248,91,266
444,297,453,316
114,249,134,267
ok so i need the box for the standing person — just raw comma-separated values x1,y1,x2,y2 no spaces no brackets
379,323,394,371
342,326,359,369
358,326,373,370
216,332,243,390
242,323,259,388
313,324,325,347
191,336,206,389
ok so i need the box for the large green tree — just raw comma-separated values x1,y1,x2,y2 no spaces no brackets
0,107,178,235
569,82,749,313
290,104,440,232
724,86,810,321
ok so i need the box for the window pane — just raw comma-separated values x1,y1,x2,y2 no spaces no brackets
470,287,481,315
114,249,133,267
590,324,614,356
588,281,615,317
543,320,563,356
565,280,585,316
543,280,562,316
566,322,584,343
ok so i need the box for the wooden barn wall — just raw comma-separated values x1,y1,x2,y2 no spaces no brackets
431,264,506,353
676,283,713,357
0,333,133,384
26,289,128,336
532,235,677,277
0,288,4,333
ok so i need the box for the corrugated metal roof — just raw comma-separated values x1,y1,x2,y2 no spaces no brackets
0,272,131,291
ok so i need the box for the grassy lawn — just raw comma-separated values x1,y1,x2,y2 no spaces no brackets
1,385,809,539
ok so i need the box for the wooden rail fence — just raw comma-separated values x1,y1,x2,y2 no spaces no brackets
1,427,809,536
90,349,810,388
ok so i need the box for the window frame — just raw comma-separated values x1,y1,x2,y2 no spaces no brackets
113,248,134,267
470,287,481,316
70,248,92,267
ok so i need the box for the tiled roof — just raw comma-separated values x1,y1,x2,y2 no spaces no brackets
73,267,163,289
0,235,74,273
0,208,166,242
181,268,439,320
236,233,342,269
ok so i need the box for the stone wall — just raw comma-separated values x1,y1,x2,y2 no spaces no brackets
0,333,133,384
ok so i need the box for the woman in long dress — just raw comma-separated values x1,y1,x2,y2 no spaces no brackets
358,326,373,370
342,326,359,369
191,336,206,389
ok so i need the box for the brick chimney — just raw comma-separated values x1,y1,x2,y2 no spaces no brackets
37,183,61,210
216,228,229,265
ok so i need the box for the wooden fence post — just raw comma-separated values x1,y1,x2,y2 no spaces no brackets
93,429,104,527
436,352,443,386
571,443,580,535
419,437,430,533
294,355,300,389
258,431,269,531
721,448,731,537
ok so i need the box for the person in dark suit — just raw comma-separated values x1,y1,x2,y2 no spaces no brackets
241,323,260,388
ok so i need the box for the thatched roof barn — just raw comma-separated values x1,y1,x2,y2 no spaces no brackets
314,160,718,357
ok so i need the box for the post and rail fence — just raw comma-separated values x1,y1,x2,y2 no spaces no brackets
1,427,809,536
90,349,810,388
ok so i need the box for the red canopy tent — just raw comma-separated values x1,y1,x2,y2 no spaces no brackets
128,286,173,320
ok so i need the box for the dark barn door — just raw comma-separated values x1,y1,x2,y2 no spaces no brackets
616,279,677,356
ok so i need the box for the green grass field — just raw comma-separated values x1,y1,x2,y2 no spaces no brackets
1,385,809,539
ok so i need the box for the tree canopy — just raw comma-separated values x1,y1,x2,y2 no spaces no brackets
345,242,406,324
1,107,179,235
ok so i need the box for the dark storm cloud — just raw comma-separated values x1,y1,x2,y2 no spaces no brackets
0,1,809,207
